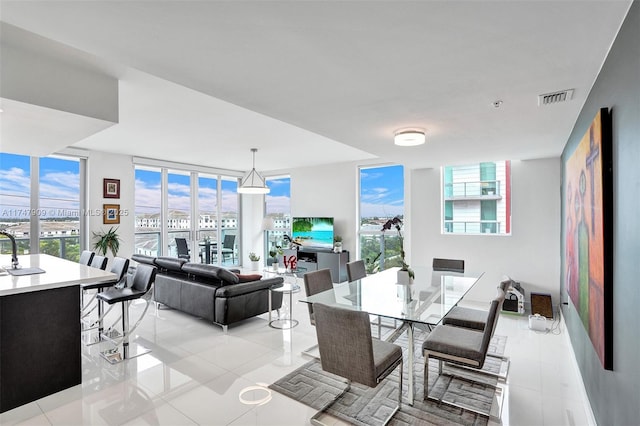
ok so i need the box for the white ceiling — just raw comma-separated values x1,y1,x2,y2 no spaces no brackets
0,1,632,172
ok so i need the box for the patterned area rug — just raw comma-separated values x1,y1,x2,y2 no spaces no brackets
270,326,506,426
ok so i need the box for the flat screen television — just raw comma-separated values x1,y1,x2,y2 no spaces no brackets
291,217,334,250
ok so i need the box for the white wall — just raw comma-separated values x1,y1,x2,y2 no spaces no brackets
410,157,561,307
289,162,358,256
85,151,135,266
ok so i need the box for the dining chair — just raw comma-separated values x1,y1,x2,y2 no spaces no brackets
221,234,236,263
312,302,403,426
302,268,334,358
175,238,190,260
346,259,366,282
422,289,504,416
442,281,511,380
347,259,394,338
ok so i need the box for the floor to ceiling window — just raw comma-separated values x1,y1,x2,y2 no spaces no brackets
358,164,404,273
0,152,85,261
264,176,291,261
133,162,241,266
197,174,218,264
167,169,192,258
134,166,162,256
442,161,511,234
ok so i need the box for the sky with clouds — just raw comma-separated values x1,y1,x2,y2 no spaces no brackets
2,154,403,220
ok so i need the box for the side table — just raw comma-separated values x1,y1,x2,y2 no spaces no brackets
265,268,301,329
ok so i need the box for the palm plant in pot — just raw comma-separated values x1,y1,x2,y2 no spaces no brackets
93,226,121,257
381,216,414,284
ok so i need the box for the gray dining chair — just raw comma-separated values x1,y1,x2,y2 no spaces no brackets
346,259,366,282
175,238,190,260
347,259,394,338
221,234,236,263
422,290,504,416
312,302,403,426
442,282,511,380
302,268,334,358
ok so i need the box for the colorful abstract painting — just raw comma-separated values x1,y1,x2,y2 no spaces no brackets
564,108,613,369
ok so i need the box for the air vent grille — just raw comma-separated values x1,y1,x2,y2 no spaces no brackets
538,89,574,106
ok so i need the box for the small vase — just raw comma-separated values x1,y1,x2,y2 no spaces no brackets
397,269,413,285
272,262,279,272
251,261,260,272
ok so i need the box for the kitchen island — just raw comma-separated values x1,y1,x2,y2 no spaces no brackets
0,254,115,413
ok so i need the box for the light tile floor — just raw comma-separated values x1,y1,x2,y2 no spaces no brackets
1,283,595,426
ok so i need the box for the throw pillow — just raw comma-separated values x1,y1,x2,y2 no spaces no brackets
235,273,262,283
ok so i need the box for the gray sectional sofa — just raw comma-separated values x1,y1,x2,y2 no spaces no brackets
132,255,284,331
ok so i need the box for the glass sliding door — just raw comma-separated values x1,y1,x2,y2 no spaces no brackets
134,166,162,256
167,170,192,259
218,177,239,266
197,174,218,264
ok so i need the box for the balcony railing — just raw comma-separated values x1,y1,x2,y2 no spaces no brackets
0,235,81,262
443,221,502,234
444,180,502,199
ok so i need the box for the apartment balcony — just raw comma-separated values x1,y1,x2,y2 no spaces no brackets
444,220,502,234
444,180,503,201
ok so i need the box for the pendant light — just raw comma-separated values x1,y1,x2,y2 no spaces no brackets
238,148,270,194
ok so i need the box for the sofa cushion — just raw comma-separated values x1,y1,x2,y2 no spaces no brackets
182,263,220,280
217,267,240,285
154,257,187,272
236,273,262,283
131,254,156,266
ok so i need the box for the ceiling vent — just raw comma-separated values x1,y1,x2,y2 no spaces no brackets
538,89,574,106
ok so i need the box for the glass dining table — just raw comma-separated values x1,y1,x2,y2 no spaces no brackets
299,266,484,405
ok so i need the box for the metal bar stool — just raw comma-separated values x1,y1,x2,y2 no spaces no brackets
81,257,129,345
97,264,157,364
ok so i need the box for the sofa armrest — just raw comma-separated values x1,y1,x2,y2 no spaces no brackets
215,277,284,298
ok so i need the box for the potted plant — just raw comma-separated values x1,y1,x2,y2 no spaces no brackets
381,216,414,284
269,249,279,271
248,252,261,271
93,226,121,257
333,235,343,253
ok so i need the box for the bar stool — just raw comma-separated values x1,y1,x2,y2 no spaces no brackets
80,254,108,321
79,250,95,266
81,257,129,345
97,264,157,364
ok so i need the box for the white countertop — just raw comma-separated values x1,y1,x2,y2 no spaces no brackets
0,254,116,296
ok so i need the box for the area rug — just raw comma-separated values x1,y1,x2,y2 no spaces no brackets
270,326,506,426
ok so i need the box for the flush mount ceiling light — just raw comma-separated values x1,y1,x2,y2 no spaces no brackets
238,148,270,195
394,128,426,146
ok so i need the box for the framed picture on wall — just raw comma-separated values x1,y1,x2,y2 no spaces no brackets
103,178,120,199
563,107,613,370
103,204,121,225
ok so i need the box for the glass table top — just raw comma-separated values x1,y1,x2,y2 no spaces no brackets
299,266,483,326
